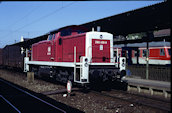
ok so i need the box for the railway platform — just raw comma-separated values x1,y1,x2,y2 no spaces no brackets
122,77,171,98
0,78,83,113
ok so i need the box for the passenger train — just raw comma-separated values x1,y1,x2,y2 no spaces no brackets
114,42,171,65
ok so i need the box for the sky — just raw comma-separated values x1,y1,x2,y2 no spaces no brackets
0,1,163,48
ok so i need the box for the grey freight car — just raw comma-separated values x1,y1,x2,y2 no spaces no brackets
2,45,25,69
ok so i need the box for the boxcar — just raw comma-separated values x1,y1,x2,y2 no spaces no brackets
2,45,24,69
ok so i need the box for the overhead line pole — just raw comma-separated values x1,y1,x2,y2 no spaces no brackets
146,41,149,79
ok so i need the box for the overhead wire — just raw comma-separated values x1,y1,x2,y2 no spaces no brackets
13,1,77,33
6,6,39,29
0,1,78,46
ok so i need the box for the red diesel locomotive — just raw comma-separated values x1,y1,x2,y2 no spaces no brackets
24,25,126,85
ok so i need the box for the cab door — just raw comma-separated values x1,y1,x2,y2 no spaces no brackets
50,34,56,61
47,34,55,61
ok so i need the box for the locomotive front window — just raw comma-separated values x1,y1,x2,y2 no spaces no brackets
53,34,56,40
168,49,171,56
48,34,53,40
60,29,71,36
160,48,165,56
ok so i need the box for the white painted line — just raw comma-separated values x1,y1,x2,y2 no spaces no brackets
0,79,66,113
0,95,21,113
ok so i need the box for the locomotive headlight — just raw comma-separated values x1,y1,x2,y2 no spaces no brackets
100,35,103,39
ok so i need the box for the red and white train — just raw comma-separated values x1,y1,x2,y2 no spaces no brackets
114,42,171,65
24,25,126,85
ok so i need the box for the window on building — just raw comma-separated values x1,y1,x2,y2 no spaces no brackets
168,49,171,56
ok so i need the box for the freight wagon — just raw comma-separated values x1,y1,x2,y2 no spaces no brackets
2,45,24,69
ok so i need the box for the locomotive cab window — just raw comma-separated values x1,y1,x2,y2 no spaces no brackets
160,48,165,56
48,34,53,40
60,29,71,36
53,34,56,40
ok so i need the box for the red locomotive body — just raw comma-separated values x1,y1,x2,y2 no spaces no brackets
31,26,111,63
24,25,126,84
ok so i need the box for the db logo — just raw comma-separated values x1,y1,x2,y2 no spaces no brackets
67,80,72,93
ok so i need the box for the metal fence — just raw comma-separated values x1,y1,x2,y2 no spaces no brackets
126,65,171,82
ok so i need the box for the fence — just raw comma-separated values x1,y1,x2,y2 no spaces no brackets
126,65,171,82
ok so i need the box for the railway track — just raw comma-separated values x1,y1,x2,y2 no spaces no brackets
40,84,171,112
91,89,171,112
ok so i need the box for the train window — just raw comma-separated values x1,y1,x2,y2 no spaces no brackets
114,51,117,57
160,49,165,56
60,29,71,36
142,49,147,57
168,49,171,56
134,50,140,57
134,51,137,57
59,38,62,45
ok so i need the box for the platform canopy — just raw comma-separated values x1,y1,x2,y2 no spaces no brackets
79,1,170,36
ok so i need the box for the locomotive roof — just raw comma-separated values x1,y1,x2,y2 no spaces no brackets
48,25,88,34
47,25,76,34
